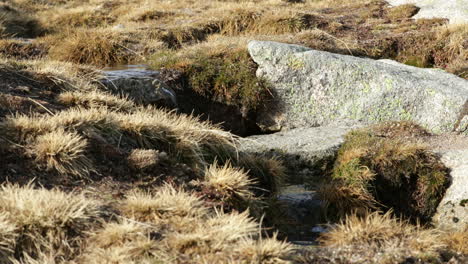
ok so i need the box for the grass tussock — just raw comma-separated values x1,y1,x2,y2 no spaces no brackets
127,149,161,171
0,3,43,38
58,90,135,110
237,154,286,194
47,7,115,29
30,129,93,177
441,227,468,255
47,29,132,67
121,185,208,223
316,211,444,263
204,162,256,203
386,4,420,21
3,106,237,173
0,39,45,60
0,183,101,263
76,184,293,263
319,121,449,221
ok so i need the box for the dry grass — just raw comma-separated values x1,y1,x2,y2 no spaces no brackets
319,122,449,221
58,90,135,110
121,184,208,223
80,184,292,263
0,39,45,60
0,2,43,38
1,1,466,263
204,162,256,202
47,29,132,67
237,154,286,194
316,211,445,263
0,183,102,262
0,213,17,263
3,105,237,170
442,227,468,255
30,129,93,177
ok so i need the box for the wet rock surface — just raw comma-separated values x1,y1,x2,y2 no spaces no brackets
276,185,326,242
248,40,468,134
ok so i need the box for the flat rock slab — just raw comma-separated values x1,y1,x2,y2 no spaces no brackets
248,41,468,134
387,0,468,24
241,122,362,184
100,69,177,107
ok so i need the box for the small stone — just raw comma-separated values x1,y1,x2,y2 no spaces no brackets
127,149,159,170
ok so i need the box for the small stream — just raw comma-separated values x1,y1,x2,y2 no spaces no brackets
100,64,327,244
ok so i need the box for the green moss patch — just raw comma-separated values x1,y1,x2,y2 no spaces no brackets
320,121,449,222
151,48,271,110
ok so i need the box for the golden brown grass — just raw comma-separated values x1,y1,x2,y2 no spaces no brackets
0,183,102,262
317,211,444,263
442,227,468,255
47,29,132,67
82,184,293,264
30,129,93,177
121,184,208,223
3,105,237,171
204,162,256,202
0,213,17,263
0,2,43,38
58,90,135,110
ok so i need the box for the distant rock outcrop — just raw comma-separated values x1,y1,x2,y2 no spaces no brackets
387,0,468,24
248,41,468,134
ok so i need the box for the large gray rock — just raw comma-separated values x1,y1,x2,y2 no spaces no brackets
241,122,362,184
433,149,468,231
387,0,468,24
100,69,177,108
248,41,468,134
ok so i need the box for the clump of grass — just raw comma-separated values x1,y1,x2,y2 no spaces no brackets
433,24,468,78
58,90,135,110
237,154,286,194
0,183,102,262
0,39,45,60
47,7,115,29
319,121,449,221
151,47,271,109
317,211,444,263
386,4,420,21
0,214,17,263
76,219,168,264
204,162,256,203
121,184,208,223
29,129,94,177
3,106,237,172
102,183,292,263
47,29,132,66
0,3,43,38
442,227,468,255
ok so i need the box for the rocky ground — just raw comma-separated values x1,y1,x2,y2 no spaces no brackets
0,0,467,263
